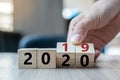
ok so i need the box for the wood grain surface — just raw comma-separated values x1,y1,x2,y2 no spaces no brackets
0,53,120,80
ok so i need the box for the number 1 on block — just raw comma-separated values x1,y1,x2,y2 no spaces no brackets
62,43,68,51
57,42,76,68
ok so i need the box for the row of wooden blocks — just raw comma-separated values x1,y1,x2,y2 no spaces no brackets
18,42,95,69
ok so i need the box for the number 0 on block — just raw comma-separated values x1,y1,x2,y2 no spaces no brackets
37,48,56,68
76,43,95,67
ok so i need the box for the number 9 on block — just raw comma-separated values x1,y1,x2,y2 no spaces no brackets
76,43,95,67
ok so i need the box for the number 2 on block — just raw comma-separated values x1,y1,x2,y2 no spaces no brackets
62,43,68,51
24,53,32,65
81,43,89,52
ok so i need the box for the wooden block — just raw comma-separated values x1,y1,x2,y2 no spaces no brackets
37,48,56,68
57,42,75,68
76,43,95,68
18,48,37,69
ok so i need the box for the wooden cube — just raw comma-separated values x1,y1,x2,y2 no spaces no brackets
18,48,37,69
37,48,56,68
57,42,75,68
76,43,95,67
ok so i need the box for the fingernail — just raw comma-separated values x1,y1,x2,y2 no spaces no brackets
70,34,81,44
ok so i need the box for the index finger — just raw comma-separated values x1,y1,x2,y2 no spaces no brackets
67,14,84,42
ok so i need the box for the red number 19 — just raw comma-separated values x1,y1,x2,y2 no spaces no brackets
81,43,89,52
62,43,68,51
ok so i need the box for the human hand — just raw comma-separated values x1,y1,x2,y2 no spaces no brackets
67,0,120,60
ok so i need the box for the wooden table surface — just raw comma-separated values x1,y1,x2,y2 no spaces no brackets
0,53,120,80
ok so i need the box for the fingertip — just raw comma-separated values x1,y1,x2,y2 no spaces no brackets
70,34,81,45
